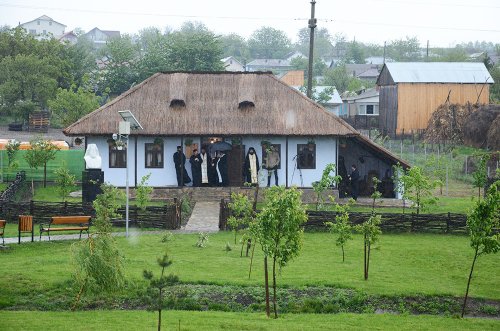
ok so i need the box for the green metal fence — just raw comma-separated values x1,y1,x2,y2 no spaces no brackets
0,150,84,182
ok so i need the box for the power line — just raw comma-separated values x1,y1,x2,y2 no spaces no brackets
369,0,500,9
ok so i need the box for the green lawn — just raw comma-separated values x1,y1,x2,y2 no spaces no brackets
2,310,499,331
1,232,498,301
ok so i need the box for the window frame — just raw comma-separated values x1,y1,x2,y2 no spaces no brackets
297,144,316,170
109,145,127,168
145,142,164,169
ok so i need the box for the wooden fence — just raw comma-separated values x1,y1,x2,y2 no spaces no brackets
219,200,469,234
0,199,181,230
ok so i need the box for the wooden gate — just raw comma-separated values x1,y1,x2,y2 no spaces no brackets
227,145,244,186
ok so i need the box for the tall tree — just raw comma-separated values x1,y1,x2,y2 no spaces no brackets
220,33,250,63
387,36,421,61
296,27,334,59
345,40,366,64
99,34,140,96
163,22,224,72
248,27,291,59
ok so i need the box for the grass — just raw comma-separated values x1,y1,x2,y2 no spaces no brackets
1,232,498,301
2,310,499,330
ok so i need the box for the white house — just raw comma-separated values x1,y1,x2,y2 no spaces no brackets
221,57,245,72
83,27,120,49
64,72,407,197
19,15,66,40
293,86,343,116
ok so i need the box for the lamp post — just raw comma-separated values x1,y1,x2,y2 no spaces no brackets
114,110,142,237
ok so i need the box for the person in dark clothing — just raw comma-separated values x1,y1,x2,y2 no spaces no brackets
243,147,260,185
173,146,191,186
348,164,360,200
216,151,229,186
189,149,202,187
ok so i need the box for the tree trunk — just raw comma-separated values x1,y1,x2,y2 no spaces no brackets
366,242,371,280
272,256,278,318
246,239,251,257
248,243,256,279
264,256,270,317
364,234,368,280
158,288,162,331
43,162,47,188
341,245,345,263
240,239,245,257
462,245,479,318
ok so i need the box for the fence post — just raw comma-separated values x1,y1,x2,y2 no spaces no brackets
29,200,34,216
64,201,68,215
446,165,449,196
446,212,450,234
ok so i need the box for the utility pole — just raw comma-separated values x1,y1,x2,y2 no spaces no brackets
383,41,386,64
306,0,317,98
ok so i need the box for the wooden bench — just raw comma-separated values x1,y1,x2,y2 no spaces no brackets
18,215,34,244
40,216,91,241
0,220,5,245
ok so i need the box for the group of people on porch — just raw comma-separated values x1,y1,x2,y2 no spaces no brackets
172,145,280,187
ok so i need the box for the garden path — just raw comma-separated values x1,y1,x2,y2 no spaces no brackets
183,201,220,233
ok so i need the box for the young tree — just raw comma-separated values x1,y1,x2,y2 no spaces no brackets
135,173,153,211
247,26,291,59
312,163,341,210
326,197,355,262
54,164,76,202
252,186,307,318
71,184,125,310
227,192,253,247
6,139,20,180
403,166,438,215
462,180,500,317
355,177,382,280
472,153,490,200
143,252,179,331
24,138,59,188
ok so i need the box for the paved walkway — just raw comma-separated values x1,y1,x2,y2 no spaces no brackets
183,201,220,233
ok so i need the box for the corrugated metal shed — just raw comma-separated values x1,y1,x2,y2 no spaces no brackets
381,62,494,84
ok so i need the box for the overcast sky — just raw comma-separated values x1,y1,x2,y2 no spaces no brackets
0,0,499,47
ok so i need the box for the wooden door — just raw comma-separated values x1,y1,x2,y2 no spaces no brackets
227,145,245,187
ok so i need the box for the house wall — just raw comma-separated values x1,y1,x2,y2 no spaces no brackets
396,83,490,134
379,85,398,136
87,135,337,188
223,59,245,72
21,20,65,38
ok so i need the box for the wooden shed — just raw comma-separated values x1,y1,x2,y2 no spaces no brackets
377,62,493,136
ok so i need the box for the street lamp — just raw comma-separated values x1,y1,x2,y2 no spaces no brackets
113,110,143,237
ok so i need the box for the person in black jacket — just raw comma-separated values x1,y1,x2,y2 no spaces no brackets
348,164,360,200
173,146,191,186
189,149,203,187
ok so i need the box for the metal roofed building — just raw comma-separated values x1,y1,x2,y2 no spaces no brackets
377,62,494,136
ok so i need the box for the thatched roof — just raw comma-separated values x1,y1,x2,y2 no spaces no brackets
64,72,359,137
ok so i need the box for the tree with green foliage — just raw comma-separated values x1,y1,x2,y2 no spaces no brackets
163,22,224,72
24,138,60,191
143,252,179,331
99,34,139,96
312,163,341,210
252,186,307,318
345,40,366,64
387,36,421,61
355,177,382,280
5,139,20,180
403,166,438,215
227,192,253,246
291,56,327,79
135,173,153,211
462,180,500,317
425,154,449,195
247,27,291,59
326,197,355,262
48,81,101,128
489,65,500,103
323,65,373,94
71,183,125,310
54,164,76,202
296,27,334,59
220,33,250,63
472,154,491,200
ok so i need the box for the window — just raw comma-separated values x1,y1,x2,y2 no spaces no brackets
37,21,40,25
43,29,47,34
145,143,164,168
29,29,36,35
358,104,379,116
297,144,316,169
109,145,127,168
49,21,52,26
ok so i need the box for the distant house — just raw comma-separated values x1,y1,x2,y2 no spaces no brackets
342,88,380,130
279,70,304,86
83,27,120,49
365,56,392,65
19,15,66,40
64,72,408,195
59,31,78,44
246,59,292,74
356,68,380,81
221,57,245,72
377,62,494,136
293,86,343,115
284,51,306,61
345,64,381,80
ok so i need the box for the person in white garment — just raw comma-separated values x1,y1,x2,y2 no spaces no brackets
243,147,260,185
199,147,211,186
